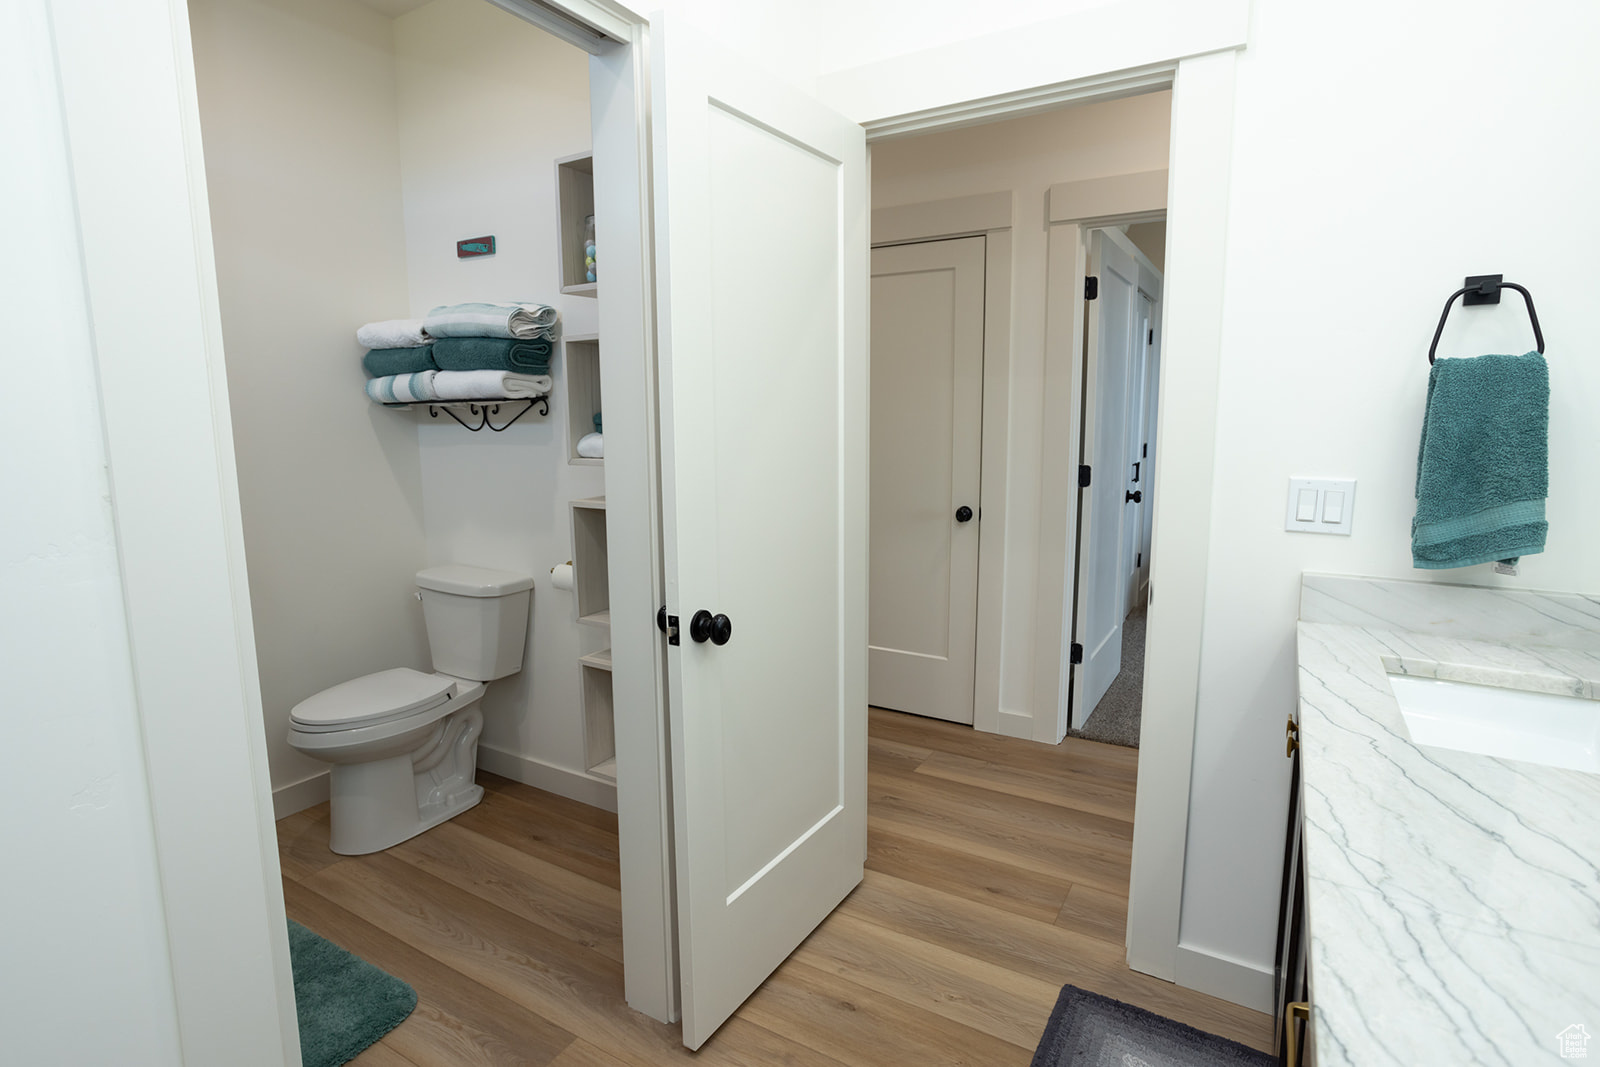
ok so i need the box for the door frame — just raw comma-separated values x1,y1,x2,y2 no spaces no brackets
80,4,1245,1059
1062,224,1162,732
870,194,1013,736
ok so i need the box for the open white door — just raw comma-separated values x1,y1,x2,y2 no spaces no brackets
1071,230,1139,725
650,17,868,1050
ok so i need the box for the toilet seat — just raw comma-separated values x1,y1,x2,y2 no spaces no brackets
290,668,458,733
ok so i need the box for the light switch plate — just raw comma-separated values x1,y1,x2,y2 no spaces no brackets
1286,478,1356,535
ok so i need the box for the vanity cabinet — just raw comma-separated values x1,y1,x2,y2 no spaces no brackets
1274,713,1312,1066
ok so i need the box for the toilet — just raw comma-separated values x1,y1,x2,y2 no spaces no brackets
287,563,535,855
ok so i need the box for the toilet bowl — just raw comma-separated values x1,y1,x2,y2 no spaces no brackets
287,564,534,855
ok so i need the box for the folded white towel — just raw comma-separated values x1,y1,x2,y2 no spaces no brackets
431,370,552,400
357,319,431,349
576,432,604,459
365,370,438,404
423,302,560,341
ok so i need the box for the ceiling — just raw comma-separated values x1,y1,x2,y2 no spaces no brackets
354,0,434,18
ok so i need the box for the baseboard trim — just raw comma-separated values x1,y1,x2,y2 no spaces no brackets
477,744,618,814
994,707,1034,740
272,771,329,820
1173,943,1274,1013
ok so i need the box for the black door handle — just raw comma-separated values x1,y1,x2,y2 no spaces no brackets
689,609,733,645
955,506,974,523
1125,490,1143,504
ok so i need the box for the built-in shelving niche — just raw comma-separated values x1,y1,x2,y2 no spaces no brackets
569,496,608,628
580,655,615,781
555,152,596,297
565,335,601,466
570,496,613,782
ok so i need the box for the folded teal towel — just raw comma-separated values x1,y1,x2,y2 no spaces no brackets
593,411,602,433
362,346,437,378
431,337,551,374
1413,351,1548,569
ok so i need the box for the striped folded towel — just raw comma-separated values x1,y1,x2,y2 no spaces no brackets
356,319,431,349
423,302,561,341
432,370,552,400
365,371,438,404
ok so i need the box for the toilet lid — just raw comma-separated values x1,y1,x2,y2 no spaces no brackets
290,668,457,730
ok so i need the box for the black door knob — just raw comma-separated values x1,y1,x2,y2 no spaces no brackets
689,609,733,645
1125,490,1143,504
955,506,974,523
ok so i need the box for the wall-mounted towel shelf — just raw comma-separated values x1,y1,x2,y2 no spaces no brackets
1428,274,1545,364
383,396,549,430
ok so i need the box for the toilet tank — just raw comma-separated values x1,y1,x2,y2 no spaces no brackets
415,565,535,681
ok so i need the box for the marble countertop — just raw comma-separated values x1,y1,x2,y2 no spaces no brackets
1296,575,1600,1066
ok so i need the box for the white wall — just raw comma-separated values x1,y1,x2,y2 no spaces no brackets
1125,221,1166,272
871,94,1171,725
394,0,611,803
1176,0,1600,978
190,0,430,805
0,2,182,1058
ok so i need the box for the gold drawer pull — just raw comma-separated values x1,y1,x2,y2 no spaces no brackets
1286,1001,1310,1067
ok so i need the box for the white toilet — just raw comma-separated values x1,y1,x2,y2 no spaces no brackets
287,564,535,855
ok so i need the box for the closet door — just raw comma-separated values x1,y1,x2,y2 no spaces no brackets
650,16,868,1050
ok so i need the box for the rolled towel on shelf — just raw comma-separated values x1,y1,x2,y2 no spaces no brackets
432,370,553,401
576,432,604,459
357,319,431,349
1412,351,1549,570
432,336,552,375
362,345,438,378
365,370,438,404
423,302,560,341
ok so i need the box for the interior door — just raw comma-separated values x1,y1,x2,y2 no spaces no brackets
1122,297,1152,612
650,18,868,1050
868,236,985,724
1071,229,1139,726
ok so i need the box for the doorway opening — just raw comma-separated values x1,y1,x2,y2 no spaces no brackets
858,90,1242,1053
1066,221,1166,749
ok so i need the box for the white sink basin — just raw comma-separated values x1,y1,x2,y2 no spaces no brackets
1386,674,1600,773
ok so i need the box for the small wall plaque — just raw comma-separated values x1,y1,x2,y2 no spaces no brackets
457,235,496,258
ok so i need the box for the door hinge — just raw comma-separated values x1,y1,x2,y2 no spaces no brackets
1136,551,1142,567
1148,327,1154,344
1070,643,1084,665
1084,276,1099,300
1078,464,1091,489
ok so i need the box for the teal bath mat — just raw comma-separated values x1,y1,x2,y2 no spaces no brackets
288,920,416,1067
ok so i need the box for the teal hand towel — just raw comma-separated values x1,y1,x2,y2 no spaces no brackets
432,336,551,374
593,411,602,433
362,345,437,378
1412,351,1548,569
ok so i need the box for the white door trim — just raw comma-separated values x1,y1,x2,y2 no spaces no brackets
871,190,1013,245
868,198,1013,738
49,1,299,1060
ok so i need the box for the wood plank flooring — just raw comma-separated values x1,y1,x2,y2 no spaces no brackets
277,707,1271,1065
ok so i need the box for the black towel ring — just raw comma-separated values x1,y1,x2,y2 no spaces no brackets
1428,274,1544,364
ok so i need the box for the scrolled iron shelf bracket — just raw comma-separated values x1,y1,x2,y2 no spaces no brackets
426,396,549,432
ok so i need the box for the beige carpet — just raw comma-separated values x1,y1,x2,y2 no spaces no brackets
1068,604,1146,749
